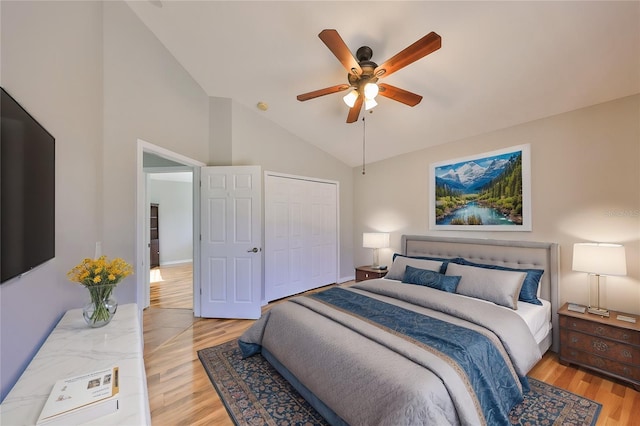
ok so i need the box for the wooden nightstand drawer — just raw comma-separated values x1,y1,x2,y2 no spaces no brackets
355,266,387,282
560,315,640,345
560,347,640,381
560,329,640,364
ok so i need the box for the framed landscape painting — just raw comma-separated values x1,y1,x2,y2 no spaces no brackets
429,144,531,231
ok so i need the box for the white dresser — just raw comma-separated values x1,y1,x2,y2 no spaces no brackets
0,303,151,425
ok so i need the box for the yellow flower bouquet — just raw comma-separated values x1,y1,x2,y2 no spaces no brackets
67,256,133,326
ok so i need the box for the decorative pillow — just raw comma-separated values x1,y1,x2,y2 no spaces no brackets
446,262,526,310
451,258,544,305
402,265,461,293
385,255,443,281
391,253,457,275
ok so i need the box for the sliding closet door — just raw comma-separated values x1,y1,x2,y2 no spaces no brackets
265,173,338,302
265,176,306,301
309,180,337,288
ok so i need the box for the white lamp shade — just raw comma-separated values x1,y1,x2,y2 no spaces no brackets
363,82,379,99
363,232,390,249
343,90,358,108
364,98,378,111
572,243,627,276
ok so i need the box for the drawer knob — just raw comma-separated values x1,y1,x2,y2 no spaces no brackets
624,367,631,375
621,349,632,359
592,340,609,352
595,326,605,335
622,333,630,341
594,357,605,367
571,336,579,344
365,273,369,278
570,350,577,357
571,322,577,328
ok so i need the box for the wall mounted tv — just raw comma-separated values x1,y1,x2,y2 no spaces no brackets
1,87,55,284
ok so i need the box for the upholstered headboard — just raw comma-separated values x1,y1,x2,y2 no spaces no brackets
401,235,560,352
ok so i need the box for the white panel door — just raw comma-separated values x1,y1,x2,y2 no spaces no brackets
309,180,338,287
264,176,306,301
200,166,262,319
265,174,337,302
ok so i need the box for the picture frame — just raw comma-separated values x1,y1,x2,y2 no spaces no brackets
429,144,531,231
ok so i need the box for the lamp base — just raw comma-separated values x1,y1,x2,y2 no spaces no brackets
587,306,610,317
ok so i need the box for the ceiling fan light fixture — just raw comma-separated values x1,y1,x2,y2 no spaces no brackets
343,89,358,108
296,29,442,123
363,82,379,100
364,97,378,111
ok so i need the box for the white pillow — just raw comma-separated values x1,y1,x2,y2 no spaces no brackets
446,262,526,310
385,257,443,281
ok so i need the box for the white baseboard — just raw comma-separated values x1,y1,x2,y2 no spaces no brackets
160,259,193,266
338,274,355,284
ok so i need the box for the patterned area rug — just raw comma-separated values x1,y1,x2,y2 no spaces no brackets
198,340,601,426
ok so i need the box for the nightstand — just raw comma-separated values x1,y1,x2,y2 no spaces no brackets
355,266,388,282
558,302,640,391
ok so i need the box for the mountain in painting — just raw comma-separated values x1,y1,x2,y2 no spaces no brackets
437,157,511,193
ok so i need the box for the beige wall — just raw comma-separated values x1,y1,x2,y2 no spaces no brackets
353,95,640,314
102,1,211,303
0,0,104,399
209,96,232,165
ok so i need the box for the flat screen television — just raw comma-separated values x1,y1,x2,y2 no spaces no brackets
1,87,55,283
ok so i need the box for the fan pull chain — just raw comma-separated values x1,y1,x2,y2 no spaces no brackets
362,116,366,175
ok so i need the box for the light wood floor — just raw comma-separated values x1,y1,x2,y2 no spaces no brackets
149,264,193,309
143,264,640,425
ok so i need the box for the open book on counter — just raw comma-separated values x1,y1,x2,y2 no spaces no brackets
36,366,119,425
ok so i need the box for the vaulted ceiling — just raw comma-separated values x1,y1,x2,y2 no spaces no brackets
126,1,639,167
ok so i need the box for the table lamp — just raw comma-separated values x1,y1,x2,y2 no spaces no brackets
572,242,627,317
363,232,389,269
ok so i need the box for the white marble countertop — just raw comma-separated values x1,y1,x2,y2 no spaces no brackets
0,303,150,425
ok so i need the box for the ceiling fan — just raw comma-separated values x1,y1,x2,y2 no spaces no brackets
296,29,442,123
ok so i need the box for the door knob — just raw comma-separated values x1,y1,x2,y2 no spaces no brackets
247,247,260,253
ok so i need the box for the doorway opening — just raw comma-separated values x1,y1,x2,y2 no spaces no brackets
136,139,205,315
148,172,193,309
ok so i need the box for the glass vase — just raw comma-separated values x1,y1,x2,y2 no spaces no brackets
83,284,118,328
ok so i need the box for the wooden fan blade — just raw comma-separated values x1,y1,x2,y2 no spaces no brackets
319,29,362,76
378,83,423,107
297,84,350,102
374,32,441,78
346,95,363,123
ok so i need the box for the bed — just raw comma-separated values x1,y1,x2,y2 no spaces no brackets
239,236,559,425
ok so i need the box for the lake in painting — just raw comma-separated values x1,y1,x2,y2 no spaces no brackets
437,201,517,225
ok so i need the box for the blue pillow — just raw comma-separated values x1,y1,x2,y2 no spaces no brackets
451,258,543,305
392,253,460,275
402,265,461,293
